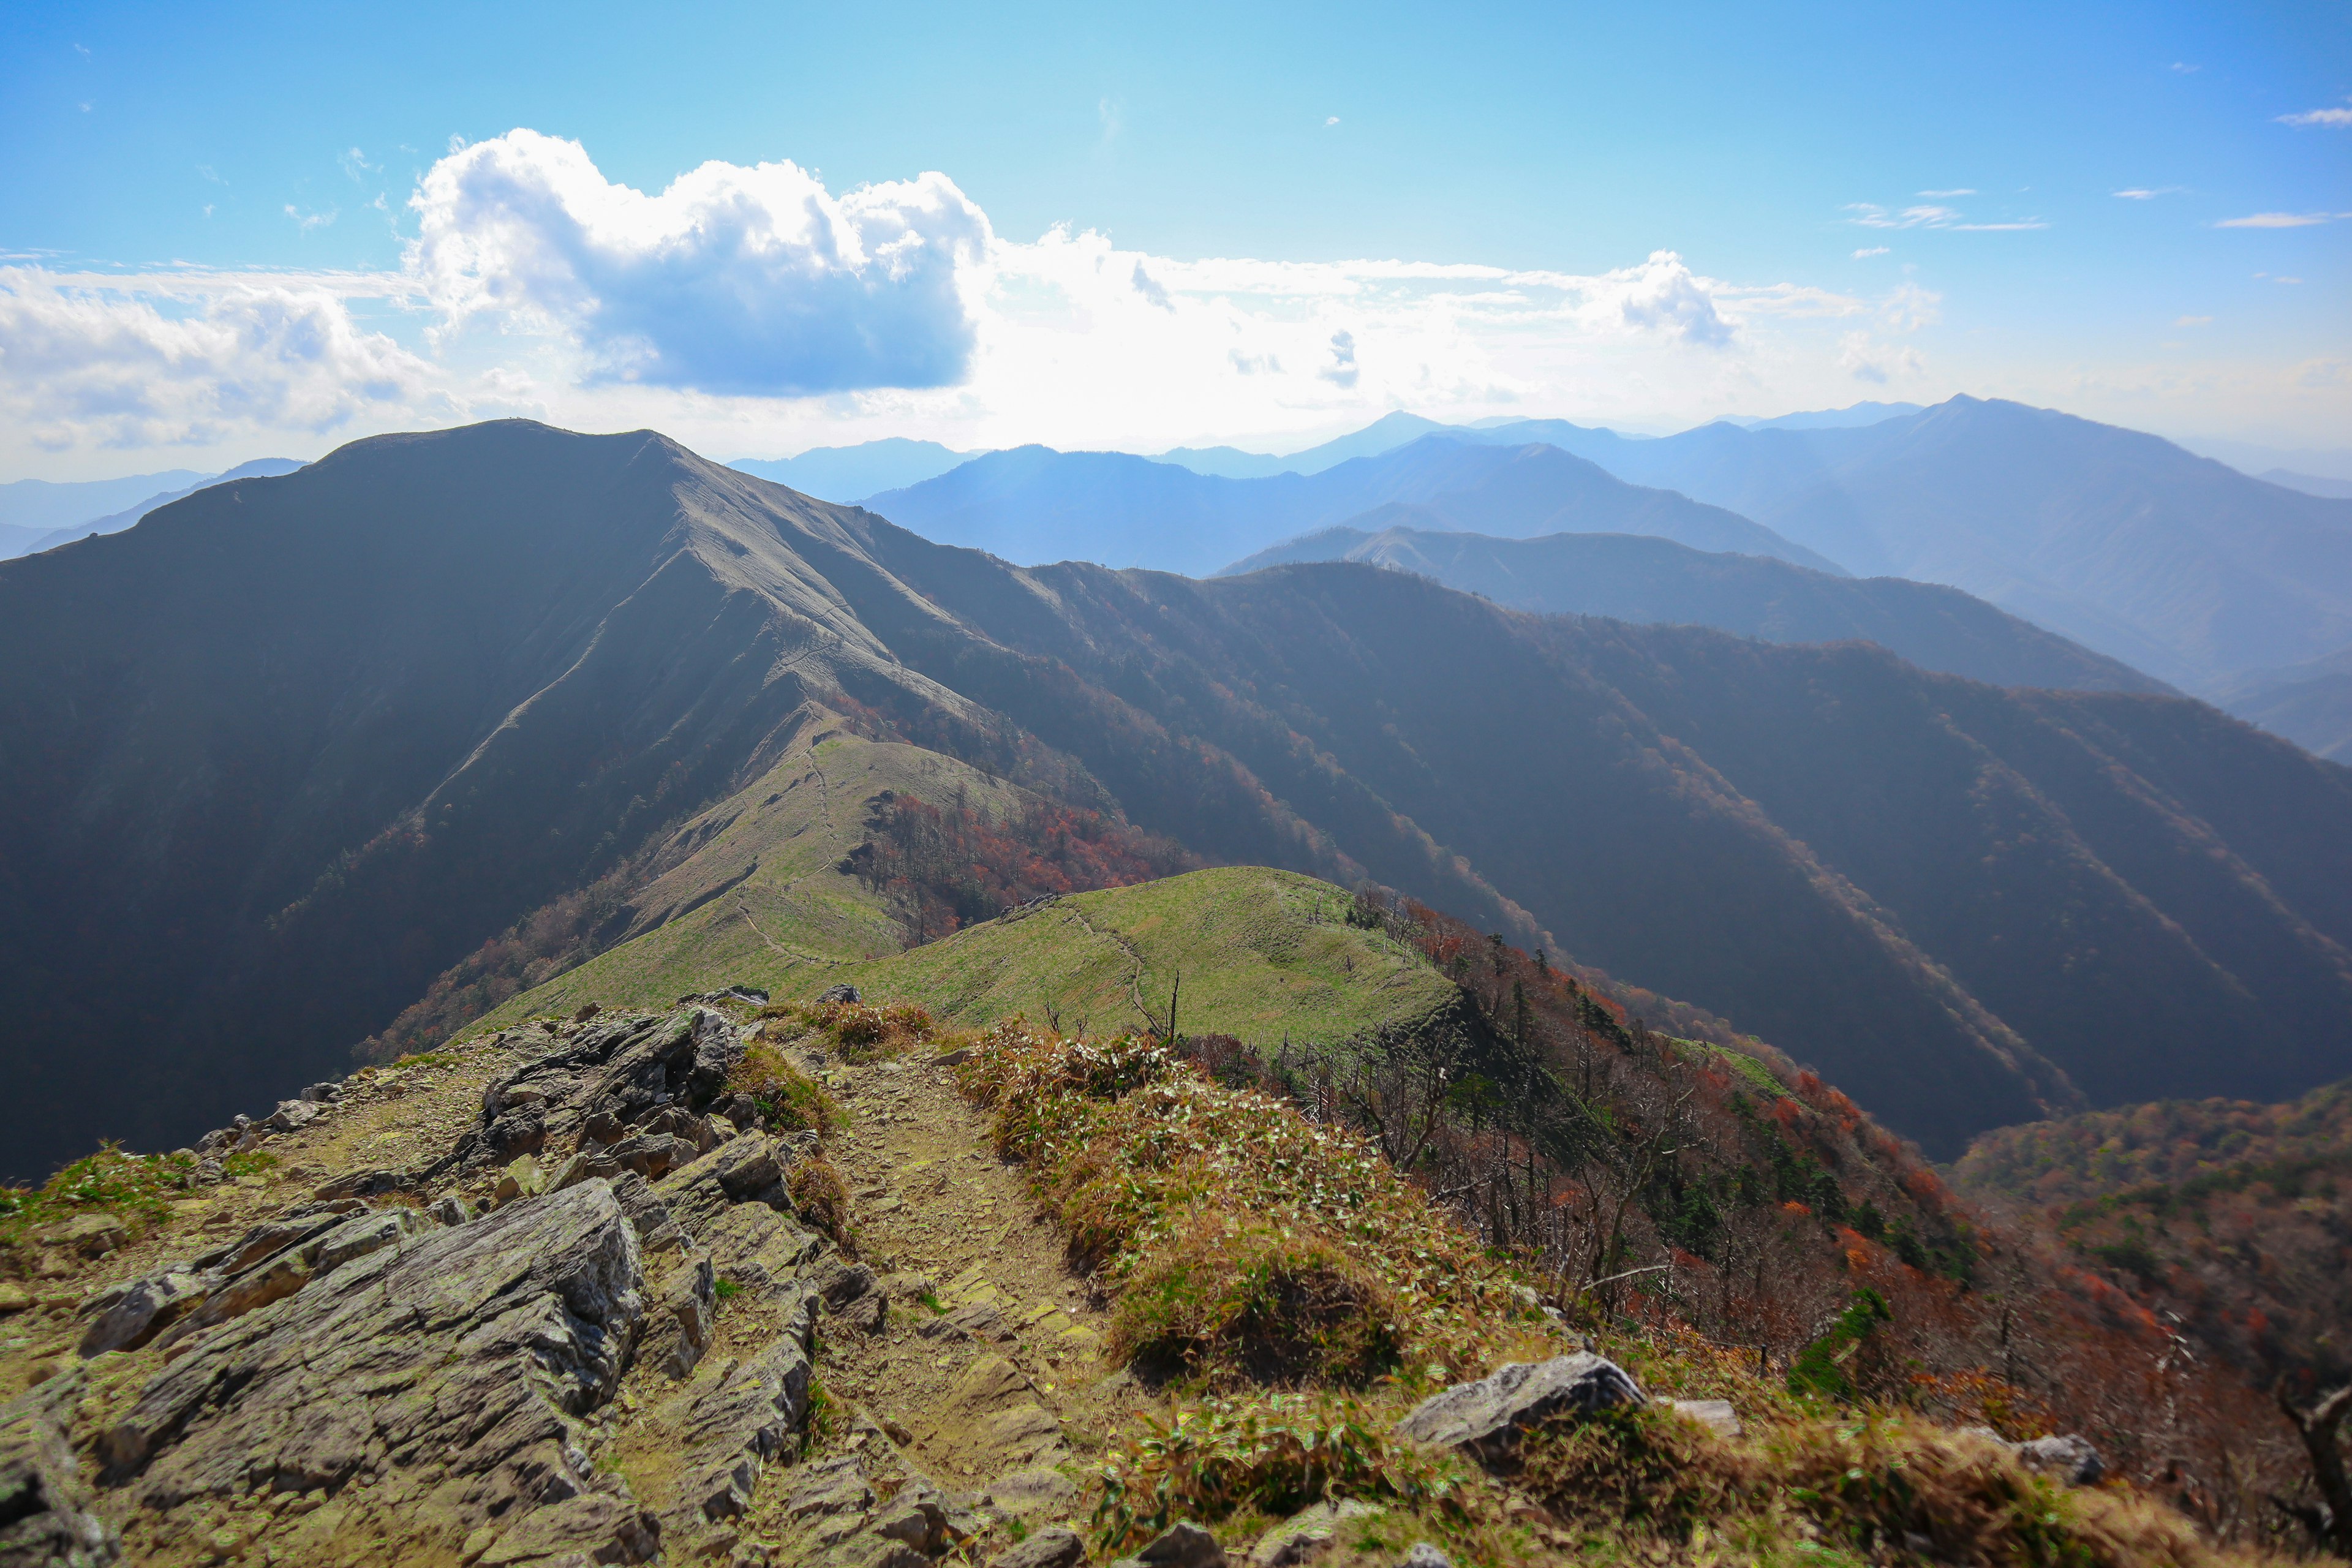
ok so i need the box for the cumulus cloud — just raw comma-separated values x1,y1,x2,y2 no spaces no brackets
408,129,992,396
0,268,429,450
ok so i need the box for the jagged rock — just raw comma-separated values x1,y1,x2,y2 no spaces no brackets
77,1270,213,1357
158,1205,431,1348
872,1493,949,1555
670,1197,819,1295
643,1253,718,1380
812,1252,880,1311
2016,1434,2104,1487
993,1525,1087,1568
265,1098,324,1134
657,1132,796,1231
431,1192,470,1227
0,1368,121,1566
987,1469,1079,1519
610,1172,694,1256
190,1204,355,1274
103,1182,652,1563
497,1153,549,1204
1396,1547,1452,1568
1395,1353,1645,1469
1665,1398,1742,1439
816,984,860,1005
648,1331,814,1526
298,1081,343,1104
1246,1500,1380,1568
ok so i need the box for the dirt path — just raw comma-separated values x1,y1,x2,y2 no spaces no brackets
720,1044,1165,1559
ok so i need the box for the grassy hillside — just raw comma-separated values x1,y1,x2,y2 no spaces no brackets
466,722,1029,1030
804,866,1463,1042
488,863,1466,1052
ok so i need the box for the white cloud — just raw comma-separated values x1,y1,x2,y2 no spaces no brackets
2113,187,2182,200
2278,103,2352,128
1880,282,1941,333
409,129,992,396
1852,247,1888,258
0,267,431,451
1917,188,1976,198
1847,201,2045,232
2215,211,2337,228
1324,116,1340,127
284,205,337,233
1838,331,1922,385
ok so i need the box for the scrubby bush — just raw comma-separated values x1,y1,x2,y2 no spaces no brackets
1094,1392,1467,1554
788,1152,854,1250
728,1040,845,1134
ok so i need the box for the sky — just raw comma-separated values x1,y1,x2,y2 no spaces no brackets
1,0,2346,480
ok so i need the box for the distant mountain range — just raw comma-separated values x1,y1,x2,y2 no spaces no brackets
866,434,1838,578
0,460,303,560
1224,514,2169,696
4,419,2349,1178
728,437,978,502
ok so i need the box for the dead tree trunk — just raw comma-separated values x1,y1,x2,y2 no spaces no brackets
2272,1380,2352,1556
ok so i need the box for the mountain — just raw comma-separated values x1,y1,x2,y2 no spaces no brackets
13,458,307,557
2209,644,2352,762
2263,469,2352,501
1222,514,2169,695
1449,398,2352,692
1155,410,1450,478
728,437,977,502
1722,401,1923,431
869,434,1840,578
7,418,2352,1181
0,467,209,559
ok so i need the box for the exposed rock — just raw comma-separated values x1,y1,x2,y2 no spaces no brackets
643,1253,718,1380
1665,1398,1742,1439
1129,1520,1226,1568
2016,1434,2104,1487
644,1332,814,1527
77,1271,212,1357
0,1368,120,1566
1396,1547,1453,1568
610,1172,694,1256
1394,1353,1645,1469
816,984,860,1005
264,1099,323,1134
102,1181,653,1564
812,1252,880,1312
657,1133,796,1231
993,1525,1087,1568
157,1205,431,1348
1246,1500,1380,1568
0,1284,32,1316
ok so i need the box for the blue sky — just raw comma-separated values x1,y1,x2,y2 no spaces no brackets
1,0,2345,477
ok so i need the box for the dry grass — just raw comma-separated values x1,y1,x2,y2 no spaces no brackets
956,1025,1549,1387
788,1152,855,1251
728,1039,846,1134
763,998,943,1062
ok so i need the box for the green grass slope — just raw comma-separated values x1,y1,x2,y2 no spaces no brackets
793,866,1464,1045
471,720,1030,1029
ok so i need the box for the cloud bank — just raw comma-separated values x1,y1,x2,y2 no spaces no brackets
2,129,2341,469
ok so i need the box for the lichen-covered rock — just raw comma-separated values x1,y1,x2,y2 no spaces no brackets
647,1332,814,1526
655,1132,795,1230
77,1271,212,1357
102,1181,654,1563
0,1369,120,1566
1394,1353,1644,1469
992,1525,1087,1568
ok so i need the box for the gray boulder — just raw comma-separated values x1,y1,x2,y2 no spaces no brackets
0,1369,120,1566
1133,1520,1226,1568
77,1271,213,1357
2016,1434,2104,1487
102,1180,655,1563
1395,1353,1645,1469
652,1333,815,1526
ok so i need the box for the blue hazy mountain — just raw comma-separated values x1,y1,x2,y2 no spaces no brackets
1445,398,2352,692
0,469,209,558
15,459,307,558
1225,511,2170,696
728,439,977,502
1719,402,1924,431
867,434,1840,579
1155,410,1452,478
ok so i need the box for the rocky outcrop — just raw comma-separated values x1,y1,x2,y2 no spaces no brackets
1394,1353,1645,1469
101,1181,655,1564
0,1370,119,1567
